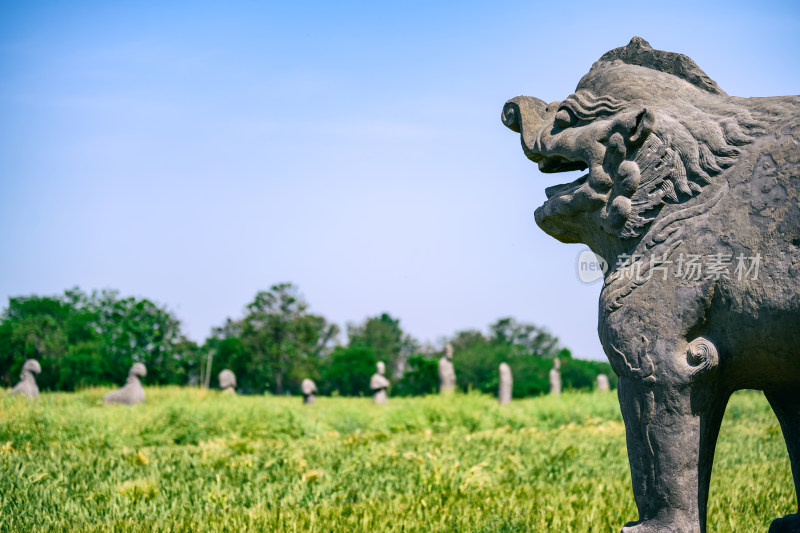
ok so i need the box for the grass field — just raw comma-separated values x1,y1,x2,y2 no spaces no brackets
0,387,794,532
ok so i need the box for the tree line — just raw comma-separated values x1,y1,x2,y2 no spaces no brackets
0,283,616,396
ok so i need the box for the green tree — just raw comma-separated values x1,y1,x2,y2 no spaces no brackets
489,317,560,357
209,283,339,394
92,290,192,385
346,313,417,377
447,330,519,395
443,319,612,397
561,356,617,391
392,354,439,396
0,294,75,389
318,346,376,396
0,288,195,390
203,334,249,390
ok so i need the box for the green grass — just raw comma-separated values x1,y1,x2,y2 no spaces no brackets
0,387,794,532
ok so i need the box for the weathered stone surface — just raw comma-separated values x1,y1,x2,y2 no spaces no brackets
548,358,561,396
498,362,512,404
503,37,800,533
370,361,390,404
103,363,146,405
597,373,611,392
438,343,456,393
218,369,236,393
301,378,318,404
9,359,41,398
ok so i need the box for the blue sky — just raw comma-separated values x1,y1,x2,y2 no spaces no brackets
2,0,799,359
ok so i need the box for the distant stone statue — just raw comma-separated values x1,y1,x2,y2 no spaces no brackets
370,361,390,404
498,362,512,404
218,369,236,393
103,363,146,405
549,358,561,396
301,378,318,404
502,36,800,532
597,374,610,392
438,343,456,393
9,359,41,398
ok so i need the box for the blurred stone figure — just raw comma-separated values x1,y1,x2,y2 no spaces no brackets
301,378,318,404
104,363,146,405
596,374,610,392
370,361,390,404
9,359,42,398
549,358,561,396
218,369,236,394
498,362,512,405
438,343,456,393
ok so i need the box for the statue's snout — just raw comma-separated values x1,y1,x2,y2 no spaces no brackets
501,96,547,133
502,96,548,155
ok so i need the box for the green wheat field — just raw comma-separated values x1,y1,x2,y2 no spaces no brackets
0,388,794,532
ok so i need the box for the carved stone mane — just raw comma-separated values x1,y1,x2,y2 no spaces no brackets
595,36,726,96
573,38,775,239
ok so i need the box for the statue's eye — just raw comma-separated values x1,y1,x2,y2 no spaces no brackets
555,107,575,129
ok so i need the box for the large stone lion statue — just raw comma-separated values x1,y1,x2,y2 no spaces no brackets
502,37,800,533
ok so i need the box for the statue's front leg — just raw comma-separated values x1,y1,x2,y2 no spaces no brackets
765,388,800,533
609,335,729,533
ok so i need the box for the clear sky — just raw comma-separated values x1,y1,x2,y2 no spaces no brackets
2,0,799,359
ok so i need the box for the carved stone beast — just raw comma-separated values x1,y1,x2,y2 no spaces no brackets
502,37,800,533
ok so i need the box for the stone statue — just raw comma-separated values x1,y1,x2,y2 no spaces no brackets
218,369,236,394
103,363,146,405
503,36,800,533
9,359,41,398
301,378,318,404
498,362,512,404
597,373,611,392
548,358,561,396
438,343,456,393
370,361,390,404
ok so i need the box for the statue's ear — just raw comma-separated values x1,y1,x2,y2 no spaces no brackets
628,108,655,146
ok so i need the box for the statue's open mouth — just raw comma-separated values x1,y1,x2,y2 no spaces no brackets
529,154,588,174
544,173,589,199
525,152,589,199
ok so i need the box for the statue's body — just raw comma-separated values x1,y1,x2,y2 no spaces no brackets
503,37,800,533
370,361,389,404
301,378,318,404
103,363,146,405
548,358,561,396
218,369,236,394
498,362,512,404
438,343,456,393
9,359,41,398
